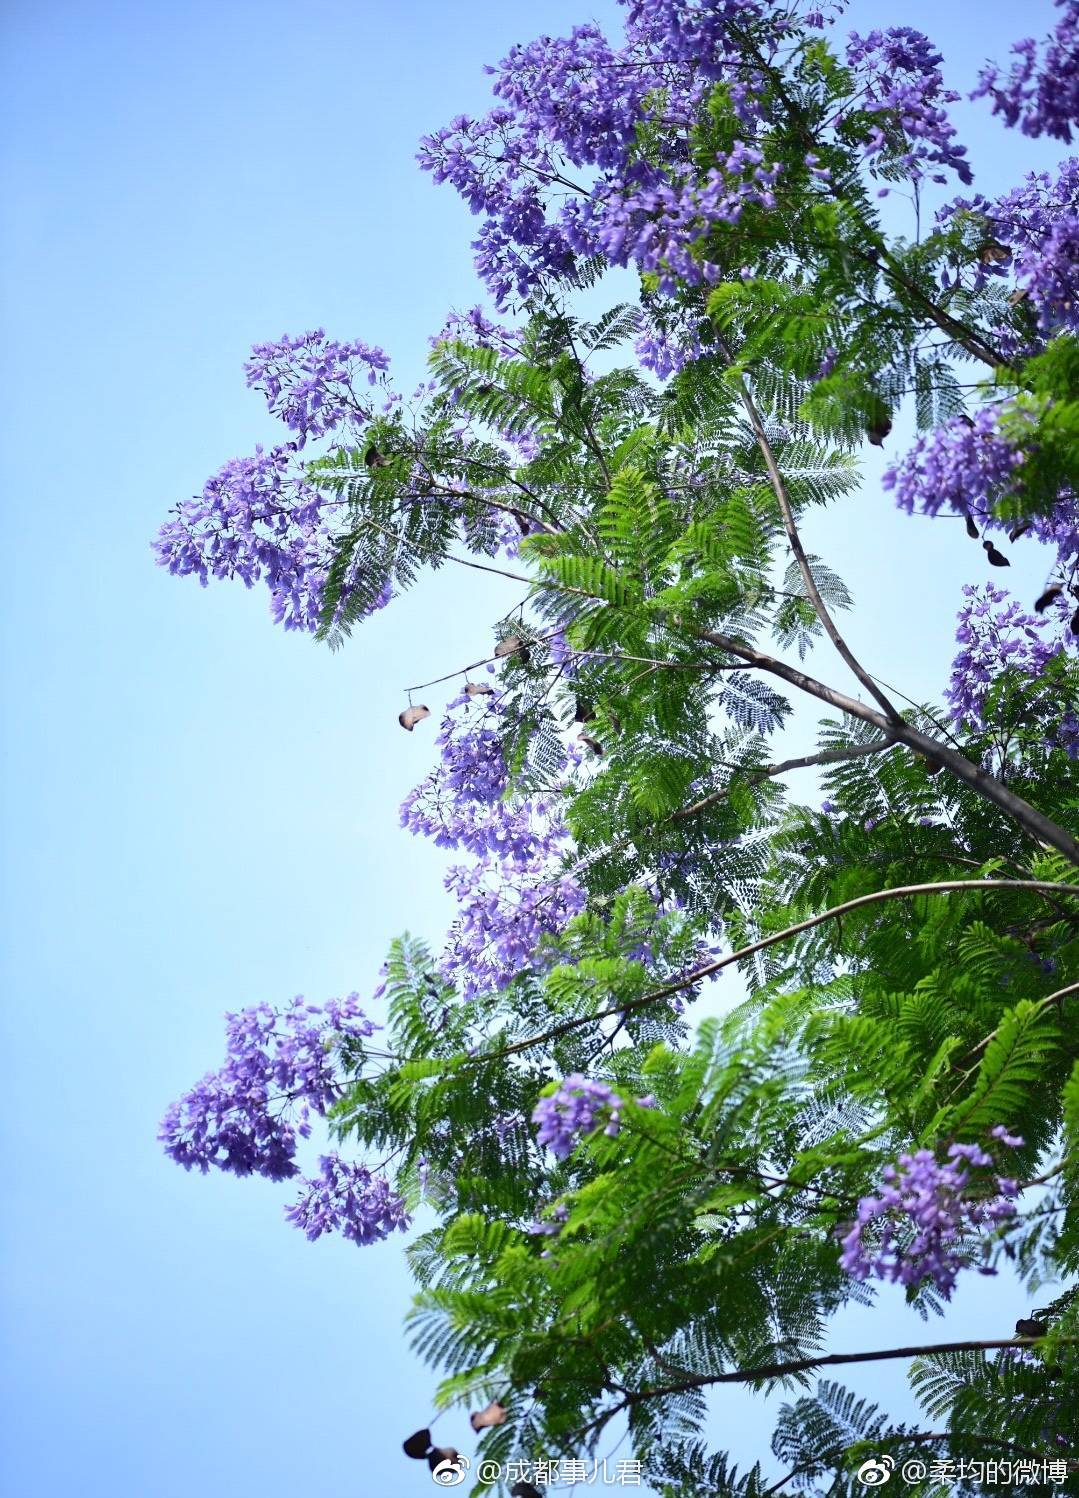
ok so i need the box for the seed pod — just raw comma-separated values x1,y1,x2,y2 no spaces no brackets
465,682,495,696
399,705,431,731
1008,286,1030,306
978,238,1010,265
1015,1318,1048,1339
511,1484,544,1498
1072,605,1079,637
364,446,387,468
958,413,975,428
866,411,892,446
574,698,596,723
427,1447,461,1473
578,733,604,756
983,541,1010,568
1009,521,1032,542
964,513,979,540
402,1429,432,1460
923,756,945,776
495,634,530,662
469,1400,507,1432
1034,585,1063,614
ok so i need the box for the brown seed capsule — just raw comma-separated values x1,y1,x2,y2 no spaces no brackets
578,733,604,756
1015,1318,1048,1339
983,541,1010,568
399,705,431,731
1072,605,1079,637
574,698,596,723
1009,521,1032,542
510,1484,543,1498
465,682,495,696
866,412,892,447
364,446,387,468
964,513,980,540
923,756,945,776
402,1429,432,1460
469,1400,508,1432
978,238,1010,265
1034,585,1063,614
495,634,530,662
427,1447,461,1473
1008,287,1030,307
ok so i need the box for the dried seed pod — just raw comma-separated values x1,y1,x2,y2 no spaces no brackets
364,446,387,468
495,634,530,662
399,705,431,731
465,682,495,696
1072,605,1079,637
469,1400,507,1432
1009,521,1032,542
1015,1318,1048,1339
578,733,604,756
958,413,975,428
866,411,892,447
574,698,596,723
983,541,1010,568
978,238,1010,265
964,513,980,540
1034,585,1063,614
923,756,945,776
510,1484,544,1498
402,1429,432,1460
1008,287,1030,306
427,1447,461,1473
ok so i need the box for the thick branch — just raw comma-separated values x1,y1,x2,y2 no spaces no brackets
670,740,890,822
477,879,1079,1066
696,628,1079,867
731,366,901,721
603,1335,1079,1417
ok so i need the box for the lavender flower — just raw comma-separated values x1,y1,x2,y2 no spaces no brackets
839,1135,1024,1297
284,1154,410,1245
159,994,375,1179
532,1075,657,1159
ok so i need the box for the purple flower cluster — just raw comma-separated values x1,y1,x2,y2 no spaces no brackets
974,1,1079,142
844,28,971,184
883,405,1028,521
417,8,784,306
948,585,1079,753
159,994,375,1180
839,1129,1024,1298
532,1075,627,1158
398,691,587,996
284,1153,410,1245
991,160,1079,336
244,330,390,447
153,443,393,632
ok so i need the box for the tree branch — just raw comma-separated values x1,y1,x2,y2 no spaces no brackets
474,879,1079,1067
695,628,1079,866
670,740,891,822
729,362,902,722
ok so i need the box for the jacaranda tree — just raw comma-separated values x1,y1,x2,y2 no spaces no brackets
156,2,1079,1491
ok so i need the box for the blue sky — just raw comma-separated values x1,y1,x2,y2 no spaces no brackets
0,2,1068,1494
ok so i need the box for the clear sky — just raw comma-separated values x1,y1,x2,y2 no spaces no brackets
0,2,1067,1494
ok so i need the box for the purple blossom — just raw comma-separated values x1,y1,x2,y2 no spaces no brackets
974,2,1079,142
244,330,390,448
845,28,971,184
947,585,1079,752
284,1153,410,1245
532,1074,627,1158
532,1074,656,1159
159,994,375,1180
839,1135,1024,1297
